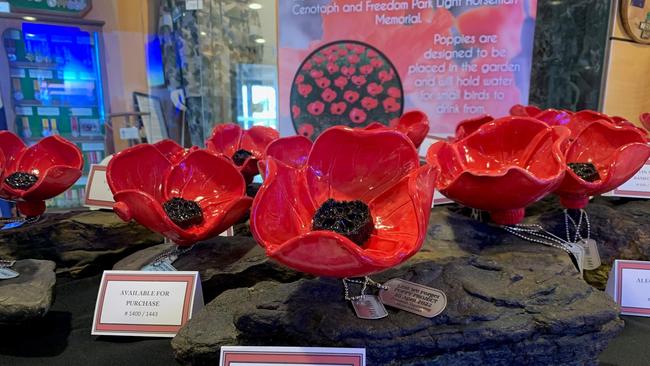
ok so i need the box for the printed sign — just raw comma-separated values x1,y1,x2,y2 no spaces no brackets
220,347,365,366
84,163,114,210
278,0,538,144
606,260,650,317
608,159,650,198
92,270,203,337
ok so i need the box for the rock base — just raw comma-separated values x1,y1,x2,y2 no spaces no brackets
113,236,305,301
171,242,623,366
0,211,163,277
0,259,56,324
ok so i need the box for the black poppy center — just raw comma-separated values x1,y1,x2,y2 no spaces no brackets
312,198,374,246
163,197,203,228
568,162,601,182
5,172,38,190
232,149,253,166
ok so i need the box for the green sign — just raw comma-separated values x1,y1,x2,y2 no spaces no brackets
10,0,92,17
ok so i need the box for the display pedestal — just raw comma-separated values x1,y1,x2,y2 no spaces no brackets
0,259,56,324
0,211,163,277
113,236,305,301
171,203,624,365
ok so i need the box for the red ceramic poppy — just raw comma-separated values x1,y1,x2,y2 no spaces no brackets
0,131,83,217
509,104,541,117
364,110,430,149
454,115,494,141
252,126,438,278
554,120,650,209
427,117,570,225
107,141,252,246
205,123,279,184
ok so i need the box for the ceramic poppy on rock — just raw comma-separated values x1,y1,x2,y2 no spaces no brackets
290,41,404,140
364,110,430,149
0,131,83,217
205,123,279,184
107,140,252,246
252,126,438,278
554,120,650,209
428,117,570,225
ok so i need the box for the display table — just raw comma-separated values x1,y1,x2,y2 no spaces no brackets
0,197,649,365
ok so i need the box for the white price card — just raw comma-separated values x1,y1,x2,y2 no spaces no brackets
92,270,203,337
606,260,650,317
220,346,365,366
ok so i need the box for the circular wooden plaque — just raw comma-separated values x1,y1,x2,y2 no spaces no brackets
621,0,650,44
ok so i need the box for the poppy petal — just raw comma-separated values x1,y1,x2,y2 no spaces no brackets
251,158,316,249
154,139,187,164
455,115,494,140
268,231,381,277
205,123,242,158
16,136,82,176
106,144,171,202
240,126,280,158
165,149,245,205
396,110,430,148
306,126,419,205
113,190,191,244
15,165,83,201
265,135,313,169
0,131,25,173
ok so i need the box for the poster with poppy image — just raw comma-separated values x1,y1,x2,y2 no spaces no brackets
278,0,538,153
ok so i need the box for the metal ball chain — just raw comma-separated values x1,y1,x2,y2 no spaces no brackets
502,224,572,256
343,277,389,301
564,209,591,242
0,215,40,226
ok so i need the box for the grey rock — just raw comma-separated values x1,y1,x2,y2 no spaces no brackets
113,236,306,301
0,259,56,323
0,211,163,277
172,248,622,365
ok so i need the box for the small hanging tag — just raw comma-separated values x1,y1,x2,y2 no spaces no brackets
579,238,601,271
0,267,19,280
379,278,447,318
351,295,388,320
141,255,178,272
565,242,585,276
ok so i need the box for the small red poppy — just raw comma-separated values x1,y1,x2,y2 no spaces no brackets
338,48,348,56
321,88,337,103
297,83,312,98
295,75,304,84
330,102,347,115
378,70,394,83
327,54,338,63
292,105,301,119
371,58,384,68
302,62,313,71
387,87,401,98
361,97,378,111
367,82,384,96
307,101,325,116
344,90,360,103
360,65,374,75
367,49,378,58
315,77,331,89
341,66,356,77
383,97,400,113
334,76,348,89
349,108,368,124
348,54,361,64
327,62,339,74
351,75,367,86
310,70,324,79
313,55,325,64
298,123,315,139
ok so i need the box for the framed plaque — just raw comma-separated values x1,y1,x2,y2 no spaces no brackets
620,0,650,44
